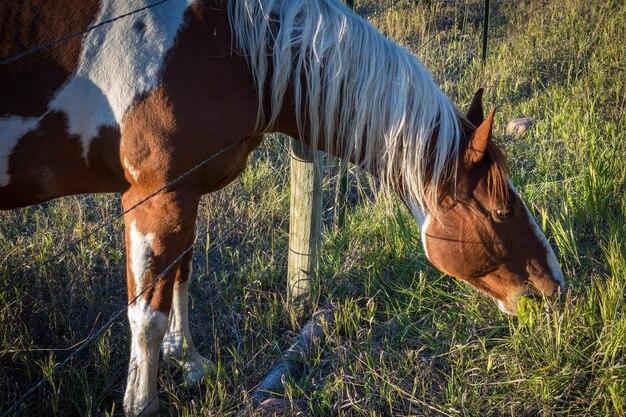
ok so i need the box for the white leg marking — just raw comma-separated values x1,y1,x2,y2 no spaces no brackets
125,299,168,417
497,299,515,315
161,279,189,359
125,221,164,416
161,261,209,385
129,221,155,295
509,182,564,287
0,116,40,187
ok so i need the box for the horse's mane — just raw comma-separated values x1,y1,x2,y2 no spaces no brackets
484,141,509,203
227,0,463,214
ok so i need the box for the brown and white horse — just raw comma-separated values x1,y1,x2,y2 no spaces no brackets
1,0,564,415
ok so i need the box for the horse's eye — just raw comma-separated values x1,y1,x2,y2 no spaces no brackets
493,206,514,220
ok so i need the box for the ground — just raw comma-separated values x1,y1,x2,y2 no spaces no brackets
0,0,624,416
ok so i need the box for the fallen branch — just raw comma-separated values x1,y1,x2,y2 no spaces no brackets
238,304,333,416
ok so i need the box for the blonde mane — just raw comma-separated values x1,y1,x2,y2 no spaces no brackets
227,0,463,213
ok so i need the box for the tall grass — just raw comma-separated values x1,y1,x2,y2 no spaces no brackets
1,0,624,415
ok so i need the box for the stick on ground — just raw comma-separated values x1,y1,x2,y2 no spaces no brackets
238,304,333,415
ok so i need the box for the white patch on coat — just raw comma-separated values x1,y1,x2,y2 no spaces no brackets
125,222,165,415
420,215,432,260
523,209,565,286
129,221,155,294
123,157,141,182
509,182,564,287
408,200,431,259
125,297,168,417
161,261,209,385
45,0,192,160
0,116,40,186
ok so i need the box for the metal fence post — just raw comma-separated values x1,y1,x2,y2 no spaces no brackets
482,0,491,62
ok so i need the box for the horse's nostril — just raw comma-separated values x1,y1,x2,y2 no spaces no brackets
548,279,564,297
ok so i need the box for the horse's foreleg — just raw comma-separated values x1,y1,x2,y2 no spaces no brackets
122,187,199,417
161,241,210,384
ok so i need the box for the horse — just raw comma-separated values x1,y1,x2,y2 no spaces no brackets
0,0,564,415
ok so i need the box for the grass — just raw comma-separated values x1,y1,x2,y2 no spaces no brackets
1,0,624,415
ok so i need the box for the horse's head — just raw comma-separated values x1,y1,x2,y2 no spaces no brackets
416,89,564,315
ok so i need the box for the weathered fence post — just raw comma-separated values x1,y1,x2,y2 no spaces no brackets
333,0,354,230
287,138,322,314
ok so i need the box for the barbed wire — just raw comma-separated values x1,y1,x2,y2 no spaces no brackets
0,0,174,65
0,133,254,416
1,242,194,417
1,138,289,416
1,164,288,416
522,175,581,190
1,0,418,415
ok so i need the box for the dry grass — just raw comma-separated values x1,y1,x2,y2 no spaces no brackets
1,0,624,416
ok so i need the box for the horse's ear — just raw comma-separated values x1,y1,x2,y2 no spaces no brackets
466,107,496,165
466,88,484,127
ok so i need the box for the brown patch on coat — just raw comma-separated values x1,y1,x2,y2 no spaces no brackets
123,187,199,313
118,2,262,312
0,111,125,209
0,0,129,210
0,0,100,117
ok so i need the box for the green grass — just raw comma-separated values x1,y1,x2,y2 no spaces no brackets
1,0,624,415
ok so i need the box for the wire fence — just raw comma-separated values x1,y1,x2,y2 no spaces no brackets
0,129,304,416
0,0,407,414
0,0,490,415
0,135,254,416
0,0,174,65
0,134,298,416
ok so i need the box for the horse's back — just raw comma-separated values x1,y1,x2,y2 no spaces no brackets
0,1,261,210
0,0,100,117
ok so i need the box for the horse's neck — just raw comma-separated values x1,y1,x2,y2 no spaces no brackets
273,111,373,175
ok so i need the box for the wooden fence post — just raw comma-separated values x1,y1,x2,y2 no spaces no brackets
287,138,322,314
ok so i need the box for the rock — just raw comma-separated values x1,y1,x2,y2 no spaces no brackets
506,117,535,136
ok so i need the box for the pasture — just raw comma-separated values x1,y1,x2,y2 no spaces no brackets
1,0,624,415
